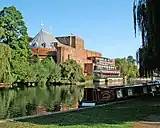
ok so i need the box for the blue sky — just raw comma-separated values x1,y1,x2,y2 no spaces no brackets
0,0,141,59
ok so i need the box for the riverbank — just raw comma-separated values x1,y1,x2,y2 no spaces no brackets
1,96,160,128
0,80,92,88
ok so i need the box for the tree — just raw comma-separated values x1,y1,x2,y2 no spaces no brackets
0,6,33,82
115,56,139,79
32,56,61,86
11,56,35,82
42,57,61,84
60,59,85,83
0,6,31,57
127,55,136,64
133,0,160,77
0,44,12,83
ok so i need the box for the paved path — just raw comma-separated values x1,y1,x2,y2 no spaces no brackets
133,122,160,128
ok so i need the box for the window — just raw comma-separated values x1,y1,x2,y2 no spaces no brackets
41,43,46,48
68,54,70,59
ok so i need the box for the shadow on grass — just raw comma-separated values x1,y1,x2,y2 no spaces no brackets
18,96,160,126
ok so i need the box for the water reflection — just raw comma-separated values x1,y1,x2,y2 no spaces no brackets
0,81,144,119
0,85,84,119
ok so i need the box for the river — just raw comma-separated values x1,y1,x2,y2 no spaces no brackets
0,85,84,119
0,80,145,119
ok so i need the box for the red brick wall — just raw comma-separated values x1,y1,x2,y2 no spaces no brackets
31,48,56,55
31,36,102,74
85,50,102,58
56,36,76,48
75,37,84,50
56,45,101,74
84,63,93,74
31,48,57,60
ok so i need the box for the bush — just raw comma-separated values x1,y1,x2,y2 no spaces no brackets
60,59,85,83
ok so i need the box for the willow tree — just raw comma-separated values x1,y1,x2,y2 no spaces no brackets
133,0,160,77
0,44,12,83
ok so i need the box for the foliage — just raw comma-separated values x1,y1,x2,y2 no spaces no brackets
85,74,94,81
32,56,61,86
11,56,35,82
133,0,160,77
0,6,31,57
0,43,13,82
0,6,32,83
115,56,139,78
60,59,85,83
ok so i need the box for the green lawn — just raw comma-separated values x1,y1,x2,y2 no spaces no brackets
1,96,160,128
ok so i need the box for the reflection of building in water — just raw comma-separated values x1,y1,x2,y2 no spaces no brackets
60,99,79,111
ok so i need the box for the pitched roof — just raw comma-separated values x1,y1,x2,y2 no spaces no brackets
30,29,60,49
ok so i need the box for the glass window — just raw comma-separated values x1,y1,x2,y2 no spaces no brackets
68,54,70,59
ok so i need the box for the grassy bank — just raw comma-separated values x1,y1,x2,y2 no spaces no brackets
1,96,160,128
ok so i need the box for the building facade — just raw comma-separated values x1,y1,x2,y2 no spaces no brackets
30,29,101,73
29,29,120,77
86,57,120,78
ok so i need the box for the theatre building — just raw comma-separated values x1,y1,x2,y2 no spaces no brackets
29,29,120,77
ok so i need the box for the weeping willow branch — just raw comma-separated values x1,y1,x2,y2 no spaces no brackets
133,0,160,77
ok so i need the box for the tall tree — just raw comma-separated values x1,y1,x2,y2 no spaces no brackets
0,6,31,58
0,6,33,82
115,56,139,79
133,0,160,77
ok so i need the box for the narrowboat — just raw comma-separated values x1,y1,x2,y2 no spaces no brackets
78,82,160,108
78,87,116,108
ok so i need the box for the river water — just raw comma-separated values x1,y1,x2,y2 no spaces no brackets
0,85,84,119
0,80,144,119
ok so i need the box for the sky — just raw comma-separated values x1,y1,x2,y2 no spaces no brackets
0,0,141,59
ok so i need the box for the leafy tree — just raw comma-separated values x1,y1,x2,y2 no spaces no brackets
11,56,35,82
133,0,160,77
32,56,61,86
42,56,61,84
115,58,128,77
0,43,12,82
115,56,139,79
0,6,33,82
60,59,85,83
0,6,31,57
127,56,136,64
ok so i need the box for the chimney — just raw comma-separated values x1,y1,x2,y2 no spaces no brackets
70,33,73,47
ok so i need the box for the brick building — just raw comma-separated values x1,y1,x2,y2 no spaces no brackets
30,29,102,74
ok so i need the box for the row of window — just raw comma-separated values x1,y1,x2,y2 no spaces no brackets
95,62,114,66
94,65,119,71
95,57,113,62
94,73,120,78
